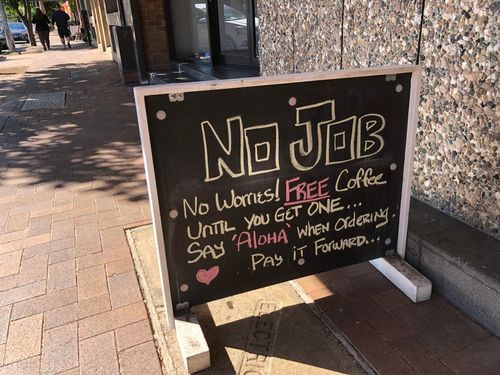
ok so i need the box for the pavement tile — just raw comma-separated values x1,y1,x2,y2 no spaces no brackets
97,208,120,222
51,218,75,241
30,203,73,219
27,215,52,237
0,251,22,278
105,258,134,277
53,206,95,222
372,288,412,312
391,335,454,375
79,301,147,340
5,213,30,233
0,305,12,344
47,260,76,292
139,201,152,221
49,237,76,252
54,191,73,207
80,331,119,375
323,294,387,330
0,233,51,255
48,247,76,265
99,214,145,230
118,341,162,375
313,291,352,320
117,200,143,218
75,213,98,226
342,321,413,375
108,270,142,308
0,275,17,293
4,313,43,364
15,186,36,204
11,287,77,320
414,319,490,358
95,197,117,213
0,280,46,308
115,320,153,352
319,268,354,291
308,287,334,300
17,254,48,286
367,311,411,342
76,222,100,245
100,226,128,251
341,261,377,279
44,303,77,331
40,322,78,374
0,343,4,366
76,246,129,270
77,264,108,301
350,272,394,296
44,293,111,330
74,193,95,210
0,356,40,375
0,229,28,245
296,275,329,293
441,335,500,375
22,243,51,260
58,367,80,375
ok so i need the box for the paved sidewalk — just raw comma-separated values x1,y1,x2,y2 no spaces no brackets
297,265,500,375
0,42,161,374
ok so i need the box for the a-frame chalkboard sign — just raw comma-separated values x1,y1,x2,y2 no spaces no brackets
134,66,421,328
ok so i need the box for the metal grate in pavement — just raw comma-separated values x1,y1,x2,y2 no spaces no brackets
21,91,66,111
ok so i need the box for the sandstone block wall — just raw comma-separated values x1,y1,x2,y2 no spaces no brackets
258,0,499,237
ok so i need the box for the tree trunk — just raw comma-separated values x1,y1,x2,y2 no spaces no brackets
0,0,16,52
22,0,36,46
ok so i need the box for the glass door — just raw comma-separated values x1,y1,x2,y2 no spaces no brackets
216,0,258,67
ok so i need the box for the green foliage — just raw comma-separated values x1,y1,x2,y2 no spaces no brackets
68,0,77,14
3,1,21,21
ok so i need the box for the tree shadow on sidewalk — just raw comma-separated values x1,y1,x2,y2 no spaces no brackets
0,57,148,203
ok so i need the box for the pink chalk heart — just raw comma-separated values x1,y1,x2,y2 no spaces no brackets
196,266,219,285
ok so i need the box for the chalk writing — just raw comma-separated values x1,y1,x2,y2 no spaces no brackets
201,99,387,182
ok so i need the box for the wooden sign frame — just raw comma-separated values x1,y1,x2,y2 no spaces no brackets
134,65,421,329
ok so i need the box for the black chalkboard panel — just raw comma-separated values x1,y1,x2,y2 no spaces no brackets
135,69,417,311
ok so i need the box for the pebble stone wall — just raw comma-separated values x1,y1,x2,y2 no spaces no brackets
257,0,499,238
258,0,342,75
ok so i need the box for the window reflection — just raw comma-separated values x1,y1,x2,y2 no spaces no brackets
171,0,211,62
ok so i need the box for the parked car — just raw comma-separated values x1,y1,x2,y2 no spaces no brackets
8,22,29,43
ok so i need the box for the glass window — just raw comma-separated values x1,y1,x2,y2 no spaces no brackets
170,0,211,62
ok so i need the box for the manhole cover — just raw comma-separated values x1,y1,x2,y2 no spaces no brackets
21,92,66,111
70,69,99,78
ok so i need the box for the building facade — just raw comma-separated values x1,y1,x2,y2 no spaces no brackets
81,0,498,239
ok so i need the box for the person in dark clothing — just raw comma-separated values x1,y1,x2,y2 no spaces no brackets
51,4,71,49
32,8,51,51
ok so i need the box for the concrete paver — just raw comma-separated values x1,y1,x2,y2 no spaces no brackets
297,263,500,375
80,331,120,375
0,40,159,374
119,341,163,375
4,313,43,364
40,322,78,374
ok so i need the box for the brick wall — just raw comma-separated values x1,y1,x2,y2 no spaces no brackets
136,0,170,72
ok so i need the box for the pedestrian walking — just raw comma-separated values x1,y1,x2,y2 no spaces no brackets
51,4,71,49
32,8,51,51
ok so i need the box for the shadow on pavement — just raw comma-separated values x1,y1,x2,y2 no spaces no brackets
0,52,147,202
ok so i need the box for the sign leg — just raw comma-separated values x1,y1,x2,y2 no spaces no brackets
175,310,211,373
369,256,432,302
